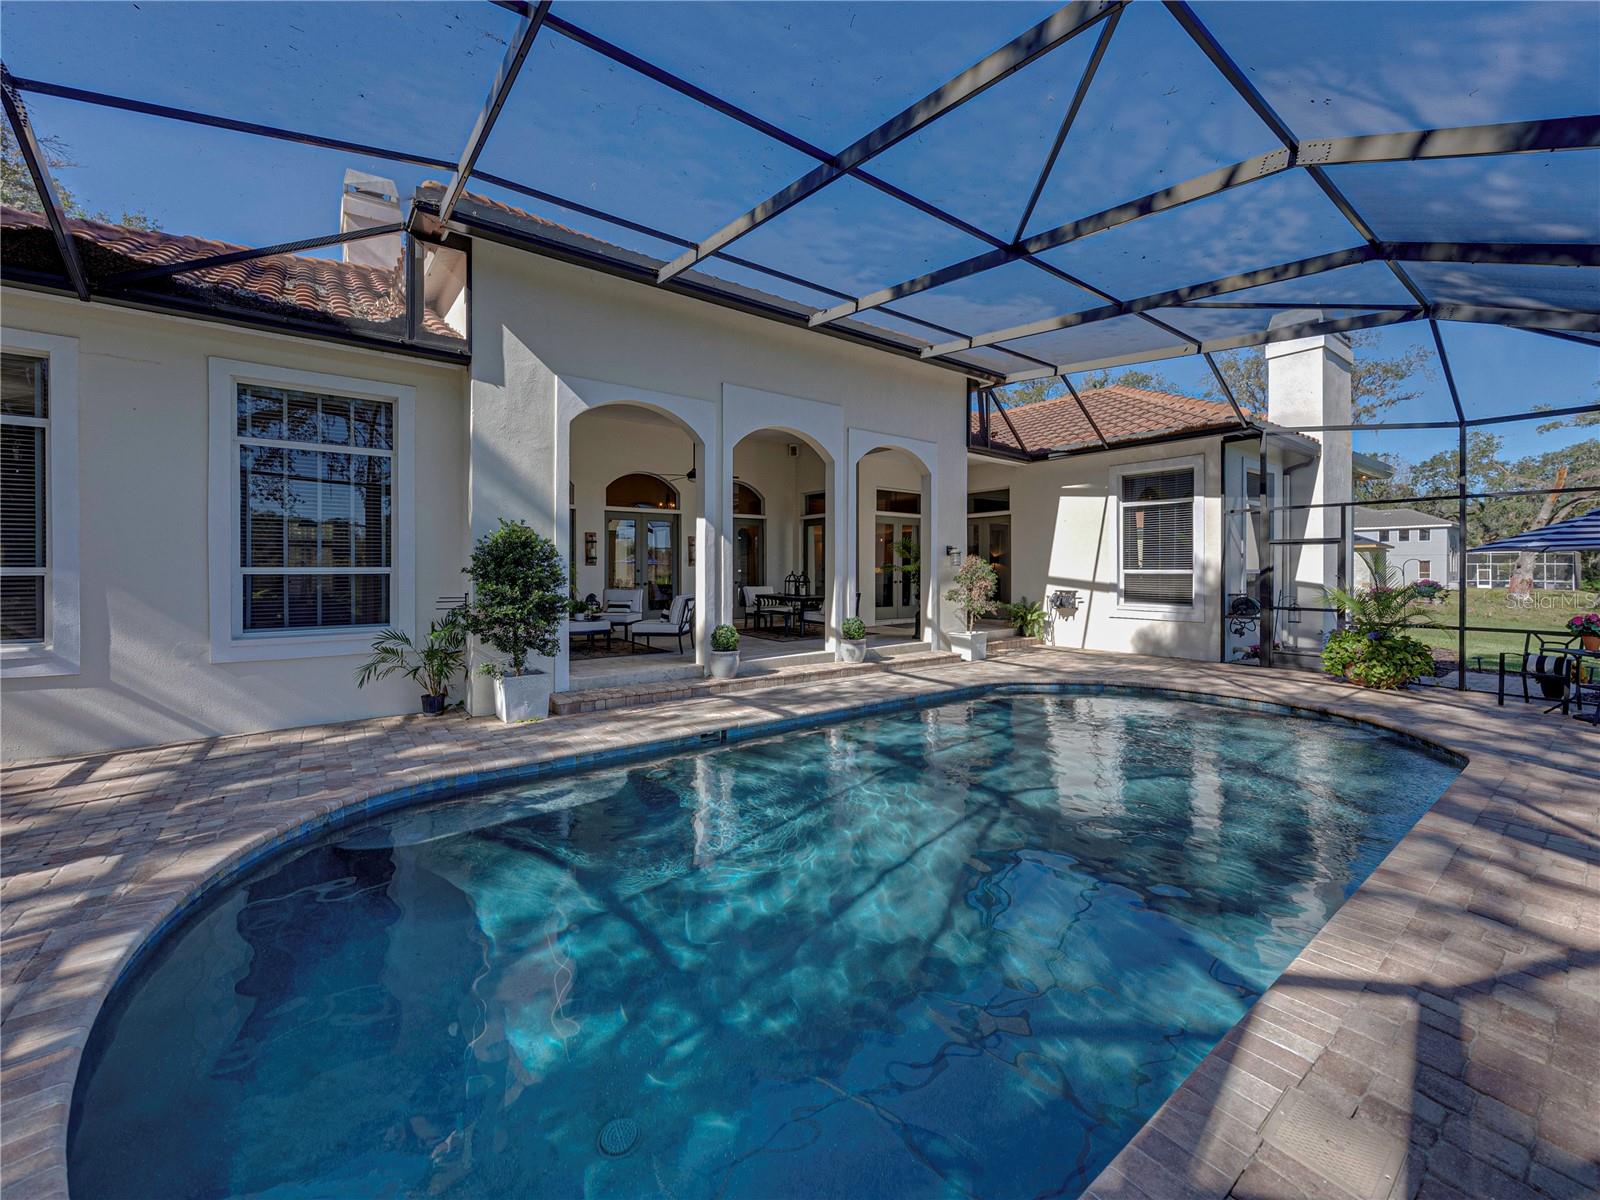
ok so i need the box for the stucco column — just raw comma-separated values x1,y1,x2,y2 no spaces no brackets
468,329,562,711
827,451,849,649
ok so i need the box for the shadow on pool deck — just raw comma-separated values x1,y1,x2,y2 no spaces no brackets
2,649,1596,1200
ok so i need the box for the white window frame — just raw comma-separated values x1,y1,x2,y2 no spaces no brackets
1,328,80,678
208,358,414,663
1111,453,1205,621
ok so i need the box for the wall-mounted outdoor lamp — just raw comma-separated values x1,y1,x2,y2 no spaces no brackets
1050,589,1079,614
945,545,959,561
584,532,597,565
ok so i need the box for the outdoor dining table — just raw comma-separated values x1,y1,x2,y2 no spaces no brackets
756,593,822,635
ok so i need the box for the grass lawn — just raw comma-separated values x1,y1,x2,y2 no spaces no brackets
1410,586,1600,672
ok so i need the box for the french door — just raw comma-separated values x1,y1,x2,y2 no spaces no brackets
606,513,677,610
875,520,919,621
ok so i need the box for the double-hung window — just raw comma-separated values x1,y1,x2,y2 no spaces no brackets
1,352,48,643
1113,457,1203,617
210,360,413,662
1,330,78,677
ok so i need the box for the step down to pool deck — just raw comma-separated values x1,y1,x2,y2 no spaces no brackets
551,650,962,715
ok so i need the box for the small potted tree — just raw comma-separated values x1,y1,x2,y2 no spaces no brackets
708,623,740,678
837,616,868,663
945,554,999,661
355,613,467,715
463,519,567,722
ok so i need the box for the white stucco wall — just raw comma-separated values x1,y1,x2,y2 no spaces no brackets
467,243,970,690
967,435,1227,661
0,291,468,761
2,241,970,755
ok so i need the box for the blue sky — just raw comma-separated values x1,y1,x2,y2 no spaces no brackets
3,0,1595,460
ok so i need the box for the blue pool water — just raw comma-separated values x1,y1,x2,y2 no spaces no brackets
70,693,1461,1200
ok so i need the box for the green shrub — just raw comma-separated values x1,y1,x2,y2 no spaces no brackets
462,519,566,677
840,616,867,640
1322,629,1436,689
1006,597,1046,638
710,623,740,652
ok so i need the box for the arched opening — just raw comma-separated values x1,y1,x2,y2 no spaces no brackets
730,430,832,639
570,405,700,624
854,444,933,639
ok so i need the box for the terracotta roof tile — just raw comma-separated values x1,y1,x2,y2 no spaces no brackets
971,385,1250,455
1,205,462,342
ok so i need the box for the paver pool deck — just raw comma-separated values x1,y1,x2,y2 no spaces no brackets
2,648,1596,1200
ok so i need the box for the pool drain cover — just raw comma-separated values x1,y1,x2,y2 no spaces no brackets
597,1117,639,1157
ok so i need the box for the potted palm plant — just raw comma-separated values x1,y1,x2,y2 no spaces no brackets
945,555,999,661
1006,597,1046,638
895,535,922,639
708,623,740,678
462,519,567,722
355,613,467,715
1321,556,1438,689
837,616,868,663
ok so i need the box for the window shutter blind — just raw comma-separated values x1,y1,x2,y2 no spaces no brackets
1120,467,1196,607
0,352,47,643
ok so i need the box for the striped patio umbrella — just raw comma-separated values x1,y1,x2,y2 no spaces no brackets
1470,510,1600,553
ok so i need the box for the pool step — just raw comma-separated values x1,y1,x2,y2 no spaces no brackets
985,635,1043,655
551,650,962,716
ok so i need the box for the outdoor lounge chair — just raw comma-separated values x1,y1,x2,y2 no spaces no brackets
741,585,776,631
1497,632,1587,716
632,595,695,653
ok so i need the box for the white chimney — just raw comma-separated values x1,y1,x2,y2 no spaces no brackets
339,169,402,269
1266,311,1354,644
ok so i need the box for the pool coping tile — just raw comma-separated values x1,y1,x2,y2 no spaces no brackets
1,648,1595,1200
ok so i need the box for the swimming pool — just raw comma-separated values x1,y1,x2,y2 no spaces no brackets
69,691,1462,1199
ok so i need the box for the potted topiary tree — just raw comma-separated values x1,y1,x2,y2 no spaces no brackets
837,616,868,663
355,612,467,715
462,519,567,722
708,623,740,678
945,554,999,661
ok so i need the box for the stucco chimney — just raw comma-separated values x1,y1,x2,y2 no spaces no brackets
339,169,402,269
1266,312,1354,641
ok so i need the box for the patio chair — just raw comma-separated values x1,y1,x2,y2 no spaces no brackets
602,588,644,616
801,592,860,635
633,595,695,653
741,585,776,632
1497,632,1584,716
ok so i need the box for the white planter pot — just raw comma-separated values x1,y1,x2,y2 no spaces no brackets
707,650,740,680
836,639,867,664
493,671,552,723
950,630,988,662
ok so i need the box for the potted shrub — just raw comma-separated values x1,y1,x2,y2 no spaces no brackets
462,519,567,722
1568,611,1600,652
708,623,740,678
1321,560,1437,689
838,616,868,663
355,613,467,715
1006,597,1046,638
944,554,999,661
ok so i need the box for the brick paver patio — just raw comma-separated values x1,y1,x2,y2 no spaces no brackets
2,649,1596,1200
